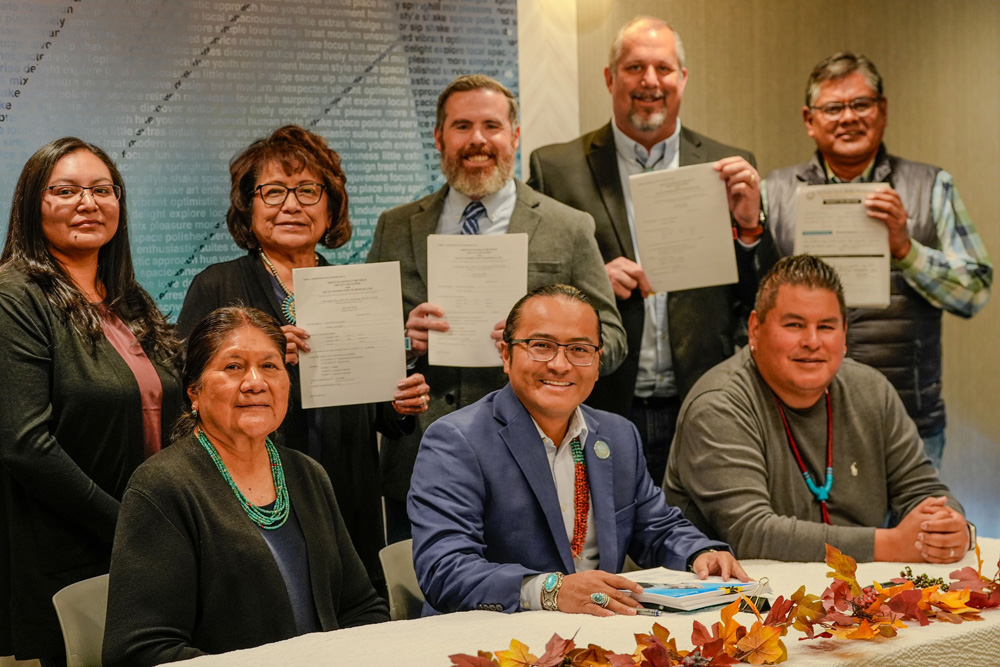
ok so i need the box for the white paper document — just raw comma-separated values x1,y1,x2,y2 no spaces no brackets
427,234,528,367
629,162,738,292
292,262,406,409
793,183,889,308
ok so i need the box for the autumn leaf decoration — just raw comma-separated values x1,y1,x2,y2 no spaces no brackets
449,543,1000,666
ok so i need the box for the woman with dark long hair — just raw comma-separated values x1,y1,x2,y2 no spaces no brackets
0,138,182,666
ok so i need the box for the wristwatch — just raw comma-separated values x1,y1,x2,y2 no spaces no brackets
541,572,564,611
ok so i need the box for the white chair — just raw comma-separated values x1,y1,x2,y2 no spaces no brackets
51,573,110,667
378,539,425,621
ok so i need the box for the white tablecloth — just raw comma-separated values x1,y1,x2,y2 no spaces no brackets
187,538,1000,667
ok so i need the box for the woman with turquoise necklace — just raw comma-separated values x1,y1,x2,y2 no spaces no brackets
103,306,388,666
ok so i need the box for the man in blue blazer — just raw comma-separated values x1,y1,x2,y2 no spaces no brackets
409,285,747,615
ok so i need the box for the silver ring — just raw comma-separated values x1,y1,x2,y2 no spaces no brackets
950,547,955,558
590,592,610,608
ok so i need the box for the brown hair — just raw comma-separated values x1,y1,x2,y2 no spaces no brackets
755,255,847,323
435,74,518,133
226,124,351,250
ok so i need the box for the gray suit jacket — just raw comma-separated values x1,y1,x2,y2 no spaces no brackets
528,122,778,414
366,179,626,501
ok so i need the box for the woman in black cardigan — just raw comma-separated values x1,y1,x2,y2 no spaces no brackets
0,138,182,665
175,125,429,595
104,307,388,665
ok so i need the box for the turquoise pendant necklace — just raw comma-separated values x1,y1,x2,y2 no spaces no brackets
773,390,834,525
196,428,289,530
259,249,297,325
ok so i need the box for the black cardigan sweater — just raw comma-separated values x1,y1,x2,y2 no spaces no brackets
0,266,182,659
103,435,389,666
174,252,412,593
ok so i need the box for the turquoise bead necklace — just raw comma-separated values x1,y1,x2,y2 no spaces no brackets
773,390,834,524
196,428,289,529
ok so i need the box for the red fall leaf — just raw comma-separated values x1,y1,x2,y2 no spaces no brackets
534,633,576,667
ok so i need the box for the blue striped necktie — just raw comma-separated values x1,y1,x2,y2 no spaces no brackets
460,200,487,235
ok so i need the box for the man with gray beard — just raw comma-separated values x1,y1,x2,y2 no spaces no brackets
528,17,778,485
367,75,626,541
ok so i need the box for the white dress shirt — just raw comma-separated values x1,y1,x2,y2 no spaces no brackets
519,407,599,610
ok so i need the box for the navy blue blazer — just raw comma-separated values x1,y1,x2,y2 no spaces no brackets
408,384,727,614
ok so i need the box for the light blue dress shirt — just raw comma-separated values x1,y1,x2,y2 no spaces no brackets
437,178,517,235
611,119,682,398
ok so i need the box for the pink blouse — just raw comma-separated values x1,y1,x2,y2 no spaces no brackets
100,308,164,458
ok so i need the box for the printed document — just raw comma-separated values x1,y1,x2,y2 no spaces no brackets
629,162,738,292
793,183,889,308
427,233,528,367
293,262,406,408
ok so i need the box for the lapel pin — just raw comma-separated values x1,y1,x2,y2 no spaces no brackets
594,440,610,460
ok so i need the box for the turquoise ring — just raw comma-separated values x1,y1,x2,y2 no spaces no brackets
590,592,610,608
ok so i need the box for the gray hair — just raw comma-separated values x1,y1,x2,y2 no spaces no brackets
608,16,686,72
173,306,288,442
805,52,883,107
755,255,846,323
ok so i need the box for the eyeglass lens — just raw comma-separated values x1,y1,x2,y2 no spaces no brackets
258,183,324,205
818,97,877,118
46,184,121,200
523,340,596,366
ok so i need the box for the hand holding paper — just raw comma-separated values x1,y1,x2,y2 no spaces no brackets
427,234,528,367
391,373,430,416
280,325,311,366
794,182,890,307
714,156,762,230
293,262,407,409
605,256,652,299
864,187,912,259
404,302,449,361
629,162,739,293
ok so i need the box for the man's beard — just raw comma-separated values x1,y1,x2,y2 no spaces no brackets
628,91,667,132
628,108,667,132
440,145,515,198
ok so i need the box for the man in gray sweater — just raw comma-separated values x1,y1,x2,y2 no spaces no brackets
664,255,973,563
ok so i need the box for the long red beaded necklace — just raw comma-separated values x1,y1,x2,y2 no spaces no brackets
568,436,589,558
773,390,835,525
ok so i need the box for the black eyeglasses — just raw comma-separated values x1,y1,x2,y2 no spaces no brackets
508,338,600,366
44,184,122,201
810,96,880,120
255,182,325,206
